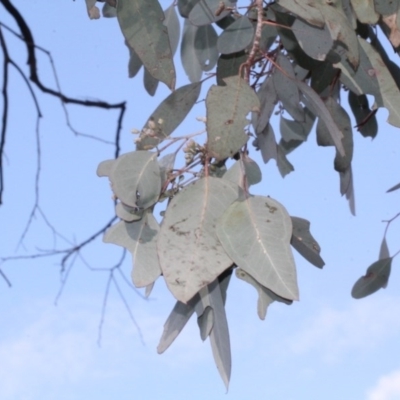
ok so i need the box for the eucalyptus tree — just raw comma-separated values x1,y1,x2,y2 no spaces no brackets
89,0,400,387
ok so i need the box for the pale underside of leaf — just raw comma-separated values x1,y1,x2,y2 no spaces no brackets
217,195,299,300
117,0,176,90
157,177,240,303
206,76,260,161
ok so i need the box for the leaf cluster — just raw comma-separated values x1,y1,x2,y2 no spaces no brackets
88,0,400,388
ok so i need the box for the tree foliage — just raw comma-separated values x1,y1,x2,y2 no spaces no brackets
2,0,400,389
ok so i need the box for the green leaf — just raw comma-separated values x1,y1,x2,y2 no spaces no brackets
216,51,247,86
194,24,218,71
103,213,162,288
277,0,325,27
253,76,278,134
235,268,292,320
379,236,390,260
102,3,117,18
97,151,161,210
216,195,299,300
157,295,198,354
117,0,176,90
158,153,176,185
351,0,379,23
272,55,304,122
181,19,203,83
387,181,400,193
207,279,231,391
374,0,400,15
277,146,295,178
189,0,236,26
164,5,181,56
206,76,259,161
196,305,214,341
340,166,356,216
217,16,254,54
126,42,143,78
348,91,378,139
319,2,359,68
115,202,143,222
223,157,262,187
295,80,345,156
351,258,392,299
144,67,159,96
290,217,325,268
255,123,277,164
137,82,202,150
178,0,200,17
157,177,239,303
336,37,400,128
291,17,333,62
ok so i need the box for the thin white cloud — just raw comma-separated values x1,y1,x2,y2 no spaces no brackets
286,296,400,362
367,370,400,400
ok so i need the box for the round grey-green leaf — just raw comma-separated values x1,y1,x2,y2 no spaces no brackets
217,16,254,55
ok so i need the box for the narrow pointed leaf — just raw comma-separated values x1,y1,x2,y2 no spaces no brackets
157,295,198,354
256,123,277,164
103,213,162,288
164,5,181,56
348,91,378,139
290,217,325,268
157,177,239,303
217,195,299,300
387,182,400,193
206,76,259,161
351,258,392,299
117,0,176,90
207,279,231,390
217,16,254,54
296,81,345,156
126,43,143,78
379,236,390,260
194,24,219,71
197,305,214,341
272,55,304,122
137,82,202,150
253,76,278,134
340,166,356,216
236,268,292,320
181,19,203,83
144,67,159,96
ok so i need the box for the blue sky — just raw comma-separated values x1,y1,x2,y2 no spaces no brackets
1,1,400,399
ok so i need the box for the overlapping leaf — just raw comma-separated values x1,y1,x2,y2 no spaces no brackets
216,195,299,300
189,0,237,26
117,0,176,90
181,19,203,82
223,157,262,187
194,24,218,71
348,91,378,139
216,51,247,86
137,82,202,150
97,151,161,209
290,217,325,268
103,213,161,288
157,177,239,303
235,268,292,320
206,76,259,161
217,16,254,54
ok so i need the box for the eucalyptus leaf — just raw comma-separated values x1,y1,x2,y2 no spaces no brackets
216,51,247,86
117,0,176,90
164,4,181,56
290,217,325,268
379,236,390,260
387,182,400,193
256,123,278,165
126,42,143,78
115,202,143,222
217,16,254,54
196,305,214,341
181,19,203,83
272,55,304,122
348,91,378,139
277,0,324,27
98,151,161,209
276,146,295,178
157,295,198,354
194,24,218,71
189,0,236,26
102,3,117,17
103,213,162,288
236,268,292,320
223,157,262,188
351,258,392,299
178,0,200,17
206,76,259,161
137,82,202,150
253,76,278,134
157,177,239,303
340,166,356,216
217,195,299,300
144,67,159,96
158,153,176,185
351,0,379,24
